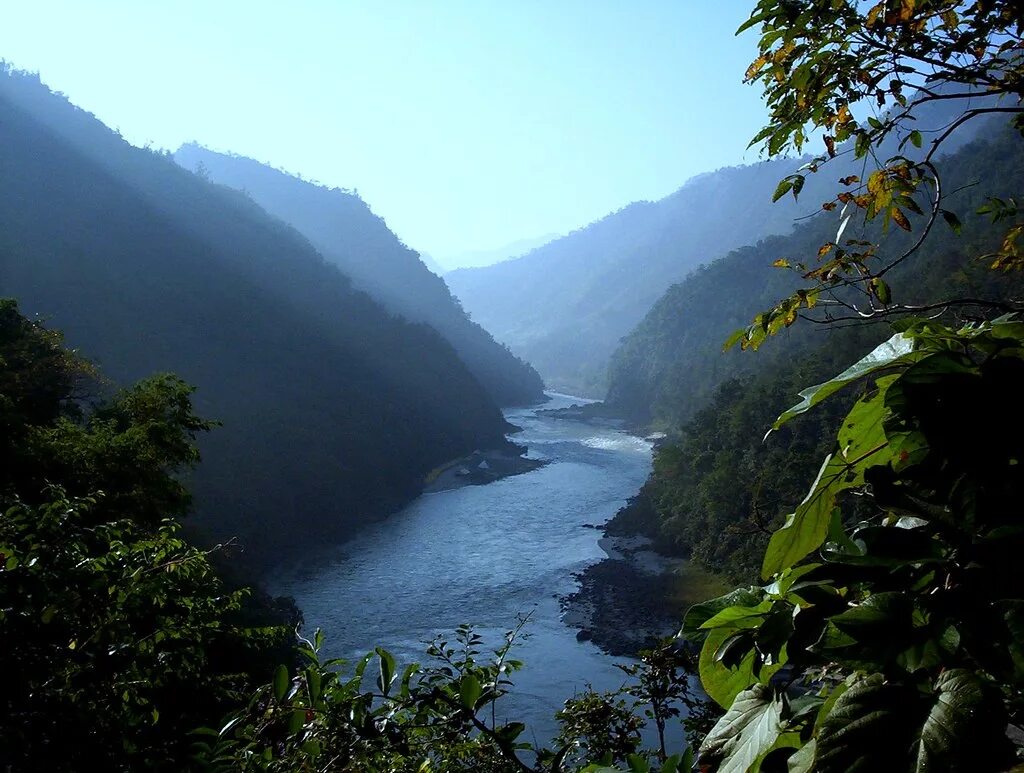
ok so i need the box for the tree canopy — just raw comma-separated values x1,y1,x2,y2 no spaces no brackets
684,3,1024,770
733,0,1024,349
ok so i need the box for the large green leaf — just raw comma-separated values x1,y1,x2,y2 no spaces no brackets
813,671,1009,772
771,332,914,431
699,625,785,709
459,674,481,711
786,739,815,773
763,384,892,578
700,685,785,773
914,670,1008,771
681,587,767,645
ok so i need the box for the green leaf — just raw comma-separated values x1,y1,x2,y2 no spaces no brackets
700,685,785,773
791,174,805,200
940,208,962,234
909,129,922,148
814,672,1009,772
682,587,767,645
399,662,420,699
723,327,748,352
273,665,289,702
459,673,482,711
494,721,525,745
699,626,785,708
772,178,795,202
306,668,322,703
764,386,892,578
772,332,914,431
287,707,306,735
870,277,891,305
786,739,815,773
376,647,396,695
701,601,773,631
301,739,322,759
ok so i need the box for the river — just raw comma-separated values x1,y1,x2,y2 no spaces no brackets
269,392,654,745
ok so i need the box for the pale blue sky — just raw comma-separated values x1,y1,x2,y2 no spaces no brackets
0,2,768,260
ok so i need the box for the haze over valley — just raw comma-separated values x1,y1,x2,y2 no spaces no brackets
3,4,1023,770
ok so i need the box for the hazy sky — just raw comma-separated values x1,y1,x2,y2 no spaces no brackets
1,2,769,259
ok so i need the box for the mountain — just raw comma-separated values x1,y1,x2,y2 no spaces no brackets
605,119,1019,429
601,125,1024,580
417,252,447,276
445,161,833,396
445,91,998,398
0,65,515,570
434,234,560,272
173,144,545,407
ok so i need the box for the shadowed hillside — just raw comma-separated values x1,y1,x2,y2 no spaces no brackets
0,66,514,570
174,144,545,407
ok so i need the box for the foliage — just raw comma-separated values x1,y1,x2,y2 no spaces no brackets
686,318,1024,770
666,5,1024,771
0,64,516,572
0,491,283,769
733,0,1024,348
0,301,704,769
607,126,1024,589
194,629,698,773
0,252,703,773
607,116,1024,429
553,691,644,770
0,300,291,770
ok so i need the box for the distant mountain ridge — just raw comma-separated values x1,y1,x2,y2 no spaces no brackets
604,122,1024,429
434,234,560,272
445,87,997,398
174,144,545,407
446,161,814,396
0,65,515,570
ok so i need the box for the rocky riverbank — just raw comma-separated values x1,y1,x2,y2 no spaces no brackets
422,444,547,493
560,496,729,657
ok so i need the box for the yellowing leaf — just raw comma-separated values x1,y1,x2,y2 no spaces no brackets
892,208,911,231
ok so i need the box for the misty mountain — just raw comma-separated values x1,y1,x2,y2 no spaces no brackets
417,252,447,276
603,124,1024,587
445,91,997,398
604,123,1024,429
0,65,515,569
434,234,560,272
173,145,545,406
446,162,830,396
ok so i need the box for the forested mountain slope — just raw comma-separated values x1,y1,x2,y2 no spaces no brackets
606,124,1024,428
446,162,809,396
0,66,512,569
446,92,995,398
606,126,1024,581
173,145,545,405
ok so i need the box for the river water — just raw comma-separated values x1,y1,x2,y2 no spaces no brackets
270,393,654,744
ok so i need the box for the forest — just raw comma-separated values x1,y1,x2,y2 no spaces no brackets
2,1,1024,771
0,64,529,572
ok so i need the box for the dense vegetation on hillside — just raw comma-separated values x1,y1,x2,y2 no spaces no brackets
0,65,516,570
609,126,1024,582
672,1,1024,769
0,299,295,767
607,118,1021,428
173,145,545,406
1,300,708,770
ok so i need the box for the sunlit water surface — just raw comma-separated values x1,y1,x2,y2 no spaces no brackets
270,393,653,744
